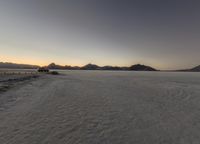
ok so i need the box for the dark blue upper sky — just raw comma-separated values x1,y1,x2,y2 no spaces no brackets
0,0,200,69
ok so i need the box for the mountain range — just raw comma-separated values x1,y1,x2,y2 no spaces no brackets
0,62,200,72
0,62,39,69
46,63,157,71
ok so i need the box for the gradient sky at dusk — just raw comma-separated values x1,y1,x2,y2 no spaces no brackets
0,0,200,70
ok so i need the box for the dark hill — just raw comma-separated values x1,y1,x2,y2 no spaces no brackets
47,63,63,69
81,64,100,70
190,65,200,72
178,65,200,72
129,64,157,71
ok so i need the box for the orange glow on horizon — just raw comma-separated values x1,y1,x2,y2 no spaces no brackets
0,55,163,69
0,55,86,67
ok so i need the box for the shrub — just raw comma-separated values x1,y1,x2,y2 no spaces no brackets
50,71,59,75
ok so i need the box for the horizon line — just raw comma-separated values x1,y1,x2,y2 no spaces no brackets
0,61,198,71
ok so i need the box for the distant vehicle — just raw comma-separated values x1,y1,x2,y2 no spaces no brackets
37,67,49,73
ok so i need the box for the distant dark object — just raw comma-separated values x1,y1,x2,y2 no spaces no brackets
81,64,100,70
129,64,157,71
50,71,59,75
38,67,49,73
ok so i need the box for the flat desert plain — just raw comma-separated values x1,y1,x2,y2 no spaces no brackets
0,71,200,144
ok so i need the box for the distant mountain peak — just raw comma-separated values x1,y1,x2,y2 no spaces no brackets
190,65,200,71
81,63,100,70
129,64,157,71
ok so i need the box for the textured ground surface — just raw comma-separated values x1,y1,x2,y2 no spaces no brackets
0,71,200,144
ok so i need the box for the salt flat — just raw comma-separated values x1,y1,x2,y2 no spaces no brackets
0,71,200,144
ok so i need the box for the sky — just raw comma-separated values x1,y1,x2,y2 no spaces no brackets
0,0,200,70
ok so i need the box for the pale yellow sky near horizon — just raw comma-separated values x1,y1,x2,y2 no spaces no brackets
0,54,187,70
